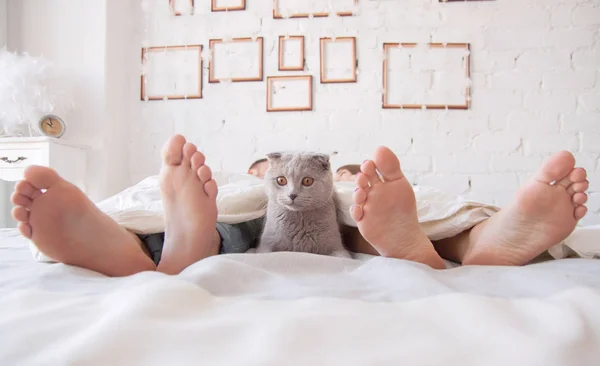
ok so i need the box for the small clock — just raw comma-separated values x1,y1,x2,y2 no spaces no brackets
38,115,66,138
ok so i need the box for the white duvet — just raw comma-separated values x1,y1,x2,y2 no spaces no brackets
2,234,600,366
2,173,599,365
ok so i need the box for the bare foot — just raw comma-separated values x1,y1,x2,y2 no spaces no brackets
464,151,589,266
351,147,445,269
11,166,155,276
156,135,220,275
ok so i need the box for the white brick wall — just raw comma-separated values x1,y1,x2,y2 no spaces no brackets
131,0,600,225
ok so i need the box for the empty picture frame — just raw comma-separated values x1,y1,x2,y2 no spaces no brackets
169,0,194,16
212,0,246,12
382,42,471,110
279,36,305,71
141,45,203,101
320,37,357,83
209,37,264,83
273,0,358,19
267,75,313,112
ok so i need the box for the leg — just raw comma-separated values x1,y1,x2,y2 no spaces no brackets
437,151,589,266
11,167,156,276
155,135,221,275
350,147,446,269
431,229,473,264
340,225,379,256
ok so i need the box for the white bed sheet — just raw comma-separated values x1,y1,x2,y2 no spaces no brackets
1,229,600,366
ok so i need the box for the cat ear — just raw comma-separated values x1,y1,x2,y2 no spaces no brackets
266,152,282,162
312,154,330,171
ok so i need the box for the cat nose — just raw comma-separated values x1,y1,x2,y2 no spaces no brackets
289,194,298,201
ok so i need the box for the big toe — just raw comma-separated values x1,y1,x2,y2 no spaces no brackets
23,166,61,190
534,151,576,184
162,134,187,166
372,146,404,182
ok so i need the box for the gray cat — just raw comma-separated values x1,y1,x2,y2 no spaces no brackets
257,152,351,258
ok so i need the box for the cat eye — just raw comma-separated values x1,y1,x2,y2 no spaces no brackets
302,177,314,187
276,176,288,186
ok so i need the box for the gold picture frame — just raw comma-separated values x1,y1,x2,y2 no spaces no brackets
382,42,471,110
211,0,246,12
208,37,264,83
266,75,313,112
320,37,357,83
140,45,203,101
169,0,194,16
278,35,305,71
273,0,358,19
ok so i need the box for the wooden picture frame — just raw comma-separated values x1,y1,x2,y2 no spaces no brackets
266,75,313,112
273,0,358,19
140,45,203,101
278,36,305,71
211,0,246,12
208,37,264,83
320,37,357,83
382,42,471,110
169,0,194,16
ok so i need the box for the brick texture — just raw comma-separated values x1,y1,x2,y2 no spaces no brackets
132,0,600,225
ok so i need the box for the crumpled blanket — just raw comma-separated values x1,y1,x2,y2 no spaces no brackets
29,172,592,263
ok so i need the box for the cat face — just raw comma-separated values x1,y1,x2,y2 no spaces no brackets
264,152,334,212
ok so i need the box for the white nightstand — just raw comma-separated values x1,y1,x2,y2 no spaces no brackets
0,137,88,227
0,136,88,189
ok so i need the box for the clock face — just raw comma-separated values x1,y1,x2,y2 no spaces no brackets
38,115,65,138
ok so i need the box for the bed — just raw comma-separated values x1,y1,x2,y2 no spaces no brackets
1,175,600,365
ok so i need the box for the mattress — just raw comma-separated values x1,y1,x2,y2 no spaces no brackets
1,228,600,366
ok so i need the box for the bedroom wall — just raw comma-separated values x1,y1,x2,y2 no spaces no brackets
0,0,6,47
129,0,600,223
132,0,595,225
6,0,135,201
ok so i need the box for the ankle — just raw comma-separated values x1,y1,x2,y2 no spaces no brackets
382,230,445,269
417,246,446,269
210,229,221,256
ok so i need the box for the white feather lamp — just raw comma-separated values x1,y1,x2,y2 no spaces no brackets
0,48,73,137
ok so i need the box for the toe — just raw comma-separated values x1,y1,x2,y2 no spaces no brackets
353,188,368,205
534,151,576,184
361,160,381,185
191,151,206,171
568,180,589,195
574,205,587,221
355,173,370,189
372,146,404,182
182,142,197,164
23,166,61,190
197,165,212,183
572,192,588,206
11,193,32,208
17,222,32,239
162,134,187,166
14,180,41,200
569,167,587,182
557,168,586,188
11,206,29,222
203,179,218,198
350,204,364,222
